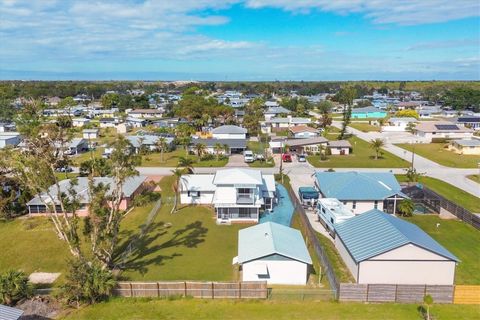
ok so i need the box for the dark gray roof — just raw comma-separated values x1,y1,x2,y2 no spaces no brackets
0,304,23,320
335,209,459,263
191,138,246,149
284,137,328,147
327,140,352,148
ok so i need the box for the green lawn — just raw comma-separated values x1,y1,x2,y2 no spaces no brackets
315,232,354,283
274,130,289,136
247,141,267,154
64,298,480,320
396,143,480,168
141,150,228,167
404,215,480,285
118,175,244,281
308,136,410,168
395,175,480,212
72,148,104,165
467,174,480,183
349,122,380,132
248,160,276,168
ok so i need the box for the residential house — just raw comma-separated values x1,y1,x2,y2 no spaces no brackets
0,132,21,149
327,140,351,155
334,209,458,285
264,106,291,120
46,96,61,107
180,168,276,223
264,101,279,108
268,140,284,154
27,175,149,216
99,118,118,128
0,121,15,132
211,125,247,140
288,125,320,139
235,222,312,285
351,107,387,119
414,121,474,142
261,116,311,134
116,123,132,134
457,116,480,130
448,139,480,155
382,117,417,132
126,117,147,128
67,138,88,155
128,108,164,119
417,106,441,118
126,135,175,153
82,129,99,140
190,138,246,155
151,117,188,129
284,137,328,154
314,171,407,214
72,118,91,127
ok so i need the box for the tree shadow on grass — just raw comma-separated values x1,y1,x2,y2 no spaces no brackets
114,220,208,277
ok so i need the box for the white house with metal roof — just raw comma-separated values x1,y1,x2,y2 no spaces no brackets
235,222,312,285
382,117,417,132
334,209,458,285
448,139,480,155
82,128,99,140
264,106,291,120
180,168,276,223
0,132,21,149
314,171,407,214
261,116,311,134
211,125,247,140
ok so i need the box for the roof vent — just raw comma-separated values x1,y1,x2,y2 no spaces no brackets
264,232,269,238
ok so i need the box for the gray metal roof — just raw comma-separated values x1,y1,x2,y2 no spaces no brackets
213,168,263,185
191,138,246,149
327,140,352,148
211,125,247,134
284,137,328,147
452,139,480,147
264,106,291,114
352,106,385,113
27,175,147,206
335,209,459,263
238,222,312,265
0,304,23,320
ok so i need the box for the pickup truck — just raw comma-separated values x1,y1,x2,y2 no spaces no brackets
244,150,255,163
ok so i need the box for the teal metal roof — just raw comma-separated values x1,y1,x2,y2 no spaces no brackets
315,171,407,200
334,210,459,263
237,222,312,265
299,187,319,199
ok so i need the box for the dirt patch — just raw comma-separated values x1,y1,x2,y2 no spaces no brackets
28,273,61,284
17,296,63,320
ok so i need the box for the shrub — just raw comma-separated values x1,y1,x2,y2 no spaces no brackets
133,191,161,207
431,137,448,143
200,154,215,161
0,270,32,306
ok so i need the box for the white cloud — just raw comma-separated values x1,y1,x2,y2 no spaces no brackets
245,0,480,25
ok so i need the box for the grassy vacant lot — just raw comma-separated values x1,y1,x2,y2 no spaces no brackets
395,175,480,212
141,150,228,167
65,298,480,320
396,143,479,168
349,122,380,132
308,136,409,168
119,175,243,281
405,215,480,285
467,174,480,183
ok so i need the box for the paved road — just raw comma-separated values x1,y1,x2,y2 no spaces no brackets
327,120,480,198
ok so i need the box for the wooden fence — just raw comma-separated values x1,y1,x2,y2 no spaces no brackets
338,284,455,304
402,185,480,230
453,285,480,304
113,281,268,299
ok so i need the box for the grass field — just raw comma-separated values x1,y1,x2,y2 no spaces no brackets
141,150,228,167
64,298,480,320
349,122,380,132
396,143,480,168
395,175,480,212
315,232,355,283
119,175,244,281
308,136,409,168
405,215,480,285
467,174,479,183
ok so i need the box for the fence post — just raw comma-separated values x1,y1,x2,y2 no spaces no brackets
184,281,187,297
211,282,215,299
129,282,133,297
239,282,242,299
157,282,160,298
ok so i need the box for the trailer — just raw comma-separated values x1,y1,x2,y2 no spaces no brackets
298,187,319,209
317,198,355,237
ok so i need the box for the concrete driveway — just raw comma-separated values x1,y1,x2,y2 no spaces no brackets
226,154,248,167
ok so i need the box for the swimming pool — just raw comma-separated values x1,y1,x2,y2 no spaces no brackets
259,184,295,226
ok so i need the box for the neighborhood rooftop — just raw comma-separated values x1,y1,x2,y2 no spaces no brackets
335,209,459,263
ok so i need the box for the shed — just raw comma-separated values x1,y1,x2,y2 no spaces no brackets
236,222,312,285
0,304,23,320
334,209,458,285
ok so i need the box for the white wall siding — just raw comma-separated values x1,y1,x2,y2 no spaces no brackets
212,133,246,140
242,259,308,285
334,236,358,282
343,200,383,215
180,191,214,205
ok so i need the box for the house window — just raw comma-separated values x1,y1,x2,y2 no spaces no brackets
321,207,325,214
352,201,357,209
374,200,378,209
330,218,334,224
188,191,200,197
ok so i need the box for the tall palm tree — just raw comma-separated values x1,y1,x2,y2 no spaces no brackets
155,137,168,163
213,142,223,161
223,144,230,156
181,136,192,156
170,168,184,214
178,156,194,174
194,143,207,159
369,138,385,160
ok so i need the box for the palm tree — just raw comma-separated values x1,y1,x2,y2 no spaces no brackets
397,199,415,217
406,122,416,135
369,138,385,160
214,142,223,161
178,156,194,174
170,168,183,213
181,136,192,156
223,144,230,156
0,270,31,306
155,137,168,163
194,143,207,159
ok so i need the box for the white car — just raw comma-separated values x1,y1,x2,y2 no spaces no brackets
244,150,254,163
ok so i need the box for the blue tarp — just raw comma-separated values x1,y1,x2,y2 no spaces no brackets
259,184,295,226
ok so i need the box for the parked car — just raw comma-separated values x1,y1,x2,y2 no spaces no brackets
281,153,292,162
244,150,254,163
55,166,73,173
255,154,265,161
297,154,306,162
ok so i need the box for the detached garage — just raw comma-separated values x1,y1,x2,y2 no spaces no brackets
334,209,459,285
235,222,312,285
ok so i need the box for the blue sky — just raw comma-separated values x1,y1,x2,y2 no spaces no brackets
0,0,479,80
